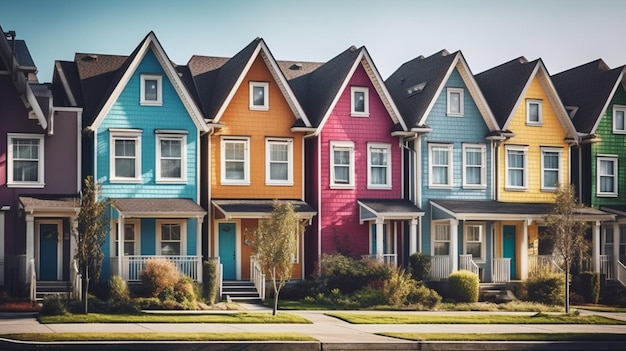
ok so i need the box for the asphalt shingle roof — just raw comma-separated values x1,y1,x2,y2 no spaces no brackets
112,198,205,216
212,199,316,215
358,199,423,214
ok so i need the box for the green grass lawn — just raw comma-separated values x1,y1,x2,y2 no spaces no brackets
39,312,312,324
3,332,316,342
379,332,626,341
326,312,626,325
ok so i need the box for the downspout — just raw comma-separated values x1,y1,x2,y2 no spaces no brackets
206,127,215,258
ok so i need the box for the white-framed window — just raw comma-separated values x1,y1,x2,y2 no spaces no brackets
526,99,542,125
541,147,562,191
156,132,186,183
597,156,618,197
249,81,269,110
447,87,464,117
350,86,369,116
110,129,142,182
7,133,44,187
221,137,250,185
464,223,484,260
429,143,453,188
613,105,626,134
112,220,140,257
602,226,614,256
433,223,450,256
266,138,293,185
157,220,186,256
462,143,486,188
330,141,355,188
505,145,528,190
367,143,391,189
140,74,162,106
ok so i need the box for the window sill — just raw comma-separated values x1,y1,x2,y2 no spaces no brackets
596,193,618,198
526,122,543,126
446,113,464,117
330,184,355,190
110,179,142,184
6,182,45,188
505,187,528,191
140,101,163,107
249,106,269,111
540,188,557,193
462,185,487,190
266,182,294,186
156,179,187,184
612,130,626,134
350,112,369,117
221,181,251,186
367,185,392,190
428,185,453,189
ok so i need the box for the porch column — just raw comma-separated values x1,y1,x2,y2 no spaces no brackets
69,215,78,272
450,219,458,272
375,218,384,260
196,217,203,282
593,221,601,273
613,222,620,276
409,219,418,254
521,220,529,280
117,216,124,279
0,211,5,285
25,214,34,283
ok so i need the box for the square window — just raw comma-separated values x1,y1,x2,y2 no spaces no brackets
110,130,142,182
447,88,464,116
429,144,453,187
156,133,186,183
368,143,391,189
140,74,162,106
597,156,618,197
249,82,269,110
463,144,485,188
351,87,369,116
221,137,250,184
266,139,293,185
526,99,542,125
505,146,527,189
541,147,561,191
613,105,626,134
7,134,44,187
330,141,355,188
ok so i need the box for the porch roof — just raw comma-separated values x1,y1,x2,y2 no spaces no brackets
430,199,615,222
19,195,80,214
112,198,206,219
358,199,423,223
211,199,316,219
599,205,626,219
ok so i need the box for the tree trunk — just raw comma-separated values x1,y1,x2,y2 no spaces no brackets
565,262,570,314
82,264,89,314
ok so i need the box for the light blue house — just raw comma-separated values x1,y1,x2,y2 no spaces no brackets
386,50,503,282
54,32,209,282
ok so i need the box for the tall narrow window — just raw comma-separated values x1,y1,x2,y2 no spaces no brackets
541,147,561,191
140,74,162,106
505,146,527,189
266,138,293,185
433,223,450,255
113,222,139,257
613,105,626,133
249,82,269,110
351,87,369,116
156,133,186,183
447,88,464,116
221,137,250,184
463,144,485,188
429,144,453,187
526,99,542,125
110,130,142,182
602,227,614,256
368,143,391,188
7,134,44,187
464,224,484,260
330,141,354,187
597,156,618,196
158,221,184,256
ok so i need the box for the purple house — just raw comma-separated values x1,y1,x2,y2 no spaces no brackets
0,27,82,298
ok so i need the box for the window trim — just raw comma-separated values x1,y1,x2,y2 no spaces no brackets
110,129,142,183
613,105,626,134
432,221,451,256
155,133,187,184
350,86,369,117
140,74,163,106
462,143,486,189
597,155,618,197
156,219,186,256
505,145,528,190
249,81,269,110
330,140,355,188
111,220,140,257
7,133,45,188
446,87,464,117
221,137,250,185
265,138,294,185
463,223,485,261
428,143,453,188
367,142,392,189
540,147,562,191
526,99,543,125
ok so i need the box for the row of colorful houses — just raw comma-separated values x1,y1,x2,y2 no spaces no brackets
1,27,625,298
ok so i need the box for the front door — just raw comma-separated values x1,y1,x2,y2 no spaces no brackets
218,222,237,280
503,225,516,279
38,221,62,280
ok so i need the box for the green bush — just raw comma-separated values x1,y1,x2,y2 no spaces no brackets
382,268,414,307
202,260,218,304
408,252,431,281
40,294,68,316
448,270,479,303
140,258,181,297
526,273,565,306
406,283,442,309
314,253,392,295
109,275,130,301
577,271,600,304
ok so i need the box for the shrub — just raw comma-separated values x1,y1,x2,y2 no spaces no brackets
448,270,479,303
109,275,130,302
526,273,565,306
133,297,162,310
174,276,198,303
406,283,441,309
314,253,392,295
202,260,218,304
140,258,181,297
382,268,414,307
40,294,68,316
577,271,600,304
408,252,431,281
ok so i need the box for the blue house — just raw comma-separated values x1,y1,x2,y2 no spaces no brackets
53,32,209,282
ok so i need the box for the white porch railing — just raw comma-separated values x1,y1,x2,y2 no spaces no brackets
492,258,511,283
599,255,613,280
430,255,451,280
112,256,200,281
28,259,36,302
617,260,626,287
71,259,82,301
459,254,479,277
529,255,563,276
361,254,398,266
250,256,265,300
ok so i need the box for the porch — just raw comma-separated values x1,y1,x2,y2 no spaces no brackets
110,255,201,281
598,255,626,286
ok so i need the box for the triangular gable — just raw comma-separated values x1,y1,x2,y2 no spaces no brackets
86,32,208,132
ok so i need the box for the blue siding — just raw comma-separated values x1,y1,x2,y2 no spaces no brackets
141,219,156,255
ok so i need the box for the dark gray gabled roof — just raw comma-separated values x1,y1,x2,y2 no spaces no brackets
212,199,316,219
358,199,423,216
552,59,625,134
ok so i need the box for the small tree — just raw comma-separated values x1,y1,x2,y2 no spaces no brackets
74,176,110,314
252,201,302,316
543,184,589,313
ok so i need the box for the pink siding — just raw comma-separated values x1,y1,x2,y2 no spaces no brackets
317,64,402,258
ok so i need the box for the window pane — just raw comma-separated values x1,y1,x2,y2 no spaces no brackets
115,159,135,178
161,159,181,178
253,86,265,106
225,162,244,180
161,140,181,157
225,142,244,161
616,110,625,130
466,243,481,258
449,92,460,113
434,242,449,256
353,91,365,112
528,103,539,122
145,79,158,101
161,243,180,256
270,163,288,180
270,143,288,162
161,224,181,256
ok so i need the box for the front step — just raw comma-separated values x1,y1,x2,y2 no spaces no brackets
221,280,261,302
35,281,71,301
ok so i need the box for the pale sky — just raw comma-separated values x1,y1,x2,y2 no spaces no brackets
1,0,624,83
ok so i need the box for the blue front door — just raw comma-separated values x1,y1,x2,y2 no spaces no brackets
503,225,516,279
218,223,237,280
39,222,60,280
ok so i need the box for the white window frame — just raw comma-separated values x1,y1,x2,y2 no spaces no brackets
350,86,369,117
526,99,543,125
140,74,162,106
505,145,528,190
597,155,618,197
249,81,269,110
446,87,464,117
330,141,355,188
111,220,140,257
613,105,626,134
432,222,451,256
156,219,186,256
221,137,250,185
463,223,485,261
7,133,45,188
462,143,486,189
265,138,293,185
155,133,187,183
367,143,392,189
541,147,562,191
428,143,453,188
110,129,142,183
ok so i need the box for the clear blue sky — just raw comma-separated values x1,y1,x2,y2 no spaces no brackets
1,0,624,83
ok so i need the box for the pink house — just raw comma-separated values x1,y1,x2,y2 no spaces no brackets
281,46,422,275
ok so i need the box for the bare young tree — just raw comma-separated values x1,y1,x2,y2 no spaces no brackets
543,184,589,313
252,201,301,316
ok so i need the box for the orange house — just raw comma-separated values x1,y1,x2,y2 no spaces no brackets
187,38,316,281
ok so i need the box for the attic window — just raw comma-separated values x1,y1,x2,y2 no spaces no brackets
250,82,269,110
406,82,426,96
290,63,303,70
140,74,162,106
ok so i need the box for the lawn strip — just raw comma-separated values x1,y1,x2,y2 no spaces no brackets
378,332,626,342
2,332,316,342
39,312,311,324
574,306,626,313
326,313,625,325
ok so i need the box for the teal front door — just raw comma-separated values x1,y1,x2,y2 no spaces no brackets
503,225,516,279
39,222,61,280
218,223,237,280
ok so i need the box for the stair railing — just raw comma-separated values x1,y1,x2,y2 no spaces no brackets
459,254,480,277
71,259,82,301
250,256,265,300
28,259,36,302
617,260,626,287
